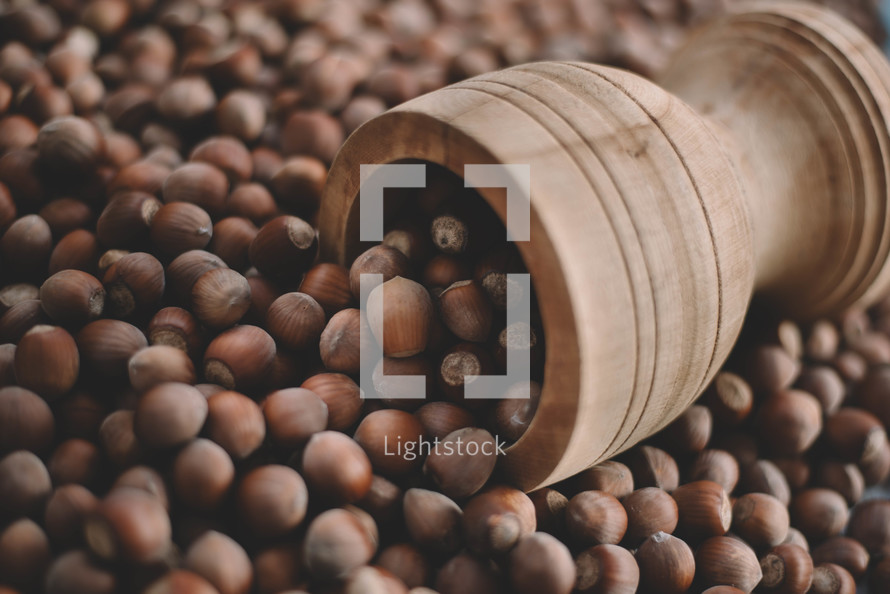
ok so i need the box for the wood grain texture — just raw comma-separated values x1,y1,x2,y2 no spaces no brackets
318,2,890,490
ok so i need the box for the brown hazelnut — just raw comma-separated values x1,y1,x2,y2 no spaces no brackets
671,480,732,542
237,464,308,539
252,544,302,594
0,299,50,343
250,147,284,186
207,217,257,271
248,215,319,284
84,487,171,563
98,410,143,468
529,487,568,537
349,245,410,300
508,532,575,594
112,465,170,510
77,319,147,379
244,273,280,325
354,409,426,476
266,292,326,350
184,530,253,594
777,456,812,492
811,536,869,581
128,345,196,392
162,162,228,217
622,487,679,545
572,460,635,500
437,342,495,406
300,372,362,431
0,386,54,454
103,251,165,318
356,474,403,527
371,355,435,411
0,116,38,153
299,262,353,316
190,268,251,329
437,280,492,343
96,191,161,249
756,389,822,456
740,459,791,505
149,201,213,257
36,116,105,175
783,527,811,552
1,215,52,280
659,405,712,454
846,499,890,557
0,283,37,316
744,344,799,392
688,449,740,494
809,563,855,594
823,407,888,465
623,445,679,492
48,438,101,488
695,536,762,593
133,382,208,449
833,350,868,383
789,489,848,543
0,518,50,588
268,155,327,216
173,438,235,510
205,390,266,460
435,552,500,594
203,325,276,391
319,308,364,373
143,570,220,594
303,507,377,582
216,91,266,143
403,487,462,555
566,490,627,547
575,543,639,594
814,461,864,506
414,401,476,441
463,486,536,556
166,249,227,304
635,531,695,594
156,76,216,122
189,136,252,185
43,483,99,548
262,387,326,449
423,426,498,499
225,183,277,225
49,230,101,276
732,492,790,548
796,366,845,416
15,324,79,399
281,110,343,163
806,321,840,361
39,198,93,239
0,450,51,519
758,543,813,593
871,557,890,592
367,276,434,357
302,430,373,504
45,549,116,594
377,543,429,590
0,151,45,212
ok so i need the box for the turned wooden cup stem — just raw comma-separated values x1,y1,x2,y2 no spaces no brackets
319,2,890,491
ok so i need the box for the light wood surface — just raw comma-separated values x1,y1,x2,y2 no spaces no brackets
318,2,890,491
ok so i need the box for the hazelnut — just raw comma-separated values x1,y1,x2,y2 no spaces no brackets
162,162,228,217
250,147,283,186
622,487,679,545
47,438,102,488
128,345,196,392
244,273,280,325
280,110,343,163
319,308,364,373
252,545,302,594
77,319,147,379
758,543,814,593
300,372,362,431
0,299,50,343
732,492,790,548
112,465,170,510
205,390,266,459
372,355,435,411
303,508,377,582
39,198,94,240
149,201,213,257
45,550,116,594
299,262,353,316
237,464,308,539
635,531,695,594
423,426,498,498
14,324,79,399
572,460,635,500
349,245,410,299
366,276,434,357
823,407,887,465
184,531,253,594
0,386,54,454
846,499,890,557
789,488,848,543
508,532,575,594
755,389,822,456
437,280,492,343
773,457,811,491
796,366,845,416
0,519,50,591
809,563,855,594
103,251,165,318
435,552,500,594
248,215,318,284
302,430,373,504
189,136,252,185
744,344,798,392
671,480,732,542
833,350,867,383
811,536,869,581
268,156,327,216
36,115,105,175
173,438,235,510
156,76,216,123
377,543,429,590
203,325,276,391
49,230,101,276
623,445,679,492
207,217,257,271
695,536,762,593
783,527,811,552
463,486,536,556
870,557,890,592
383,224,430,266
43,483,99,548
688,449,740,494
528,487,568,537
216,91,266,142
403,487,462,555
191,268,251,329
98,410,143,468
575,543,639,594
166,249,227,304
354,409,425,476
814,461,864,506
423,254,471,290
807,321,840,361
266,292,326,350
414,401,476,441
226,183,277,225
437,342,495,406
143,570,221,594
356,474,403,527
740,459,791,506
84,487,171,563
1,215,52,280
262,387,326,449
0,283,38,316
133,382,208,449
96,191,161,249
0,450,51,519
565,490,627,547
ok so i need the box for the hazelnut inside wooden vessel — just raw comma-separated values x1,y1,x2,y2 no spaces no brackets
319,3,890,490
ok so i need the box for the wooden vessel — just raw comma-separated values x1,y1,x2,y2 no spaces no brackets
318,2,890,490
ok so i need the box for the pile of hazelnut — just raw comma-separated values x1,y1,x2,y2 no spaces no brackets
2,0,890,593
